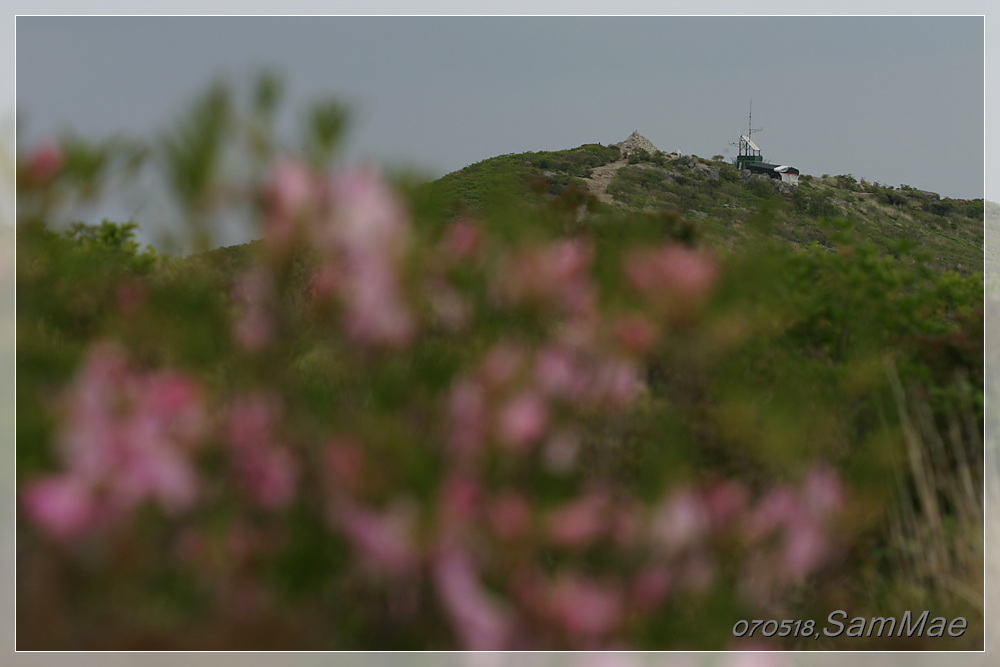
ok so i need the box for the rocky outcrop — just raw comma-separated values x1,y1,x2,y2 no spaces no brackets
613,131,660,156
672,155,719,181
692,163,720,180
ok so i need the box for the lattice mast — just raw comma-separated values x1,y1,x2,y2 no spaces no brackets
733,100,764,170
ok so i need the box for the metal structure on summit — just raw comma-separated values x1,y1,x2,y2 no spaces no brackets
734,100,764,170
731,101,800,186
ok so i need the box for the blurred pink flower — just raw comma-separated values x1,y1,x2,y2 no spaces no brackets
26,142,63,183
267,160,315,218
309,262,343,299
588,357,642,407
497,392,550,450
487,492,531,541
226,393,282,453
21,475,96,541
742,466,846,589
781,521,827,579
327,167,409,254
533,345,583,398
316,168,416,348
235,445,298,510
21,344,207,539
433,546,512,650
234,310,275,351
480,342,527,389
612,313,659,355
532,346,642,410
323,438,365,496
443,218,482,259
343,264,416,347
548,575,623,640
746,487,799,538
650,488,710,554
264,159,319,249
629,566,673,612
446,379,488,463
625,245,718,305
137,371,206,447
335,500,419,577
439,474,481,528
704,480,750,527
225,393,298,509
506,239,594,317
803,464,844,515
547,490,611,548
115,441,199,513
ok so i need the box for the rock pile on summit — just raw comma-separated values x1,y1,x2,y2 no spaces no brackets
613,131,660,156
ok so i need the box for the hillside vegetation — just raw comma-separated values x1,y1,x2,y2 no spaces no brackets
422,142,983,276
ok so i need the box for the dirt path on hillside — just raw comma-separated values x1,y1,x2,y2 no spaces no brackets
583,156,630,205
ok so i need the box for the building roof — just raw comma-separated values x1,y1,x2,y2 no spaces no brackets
746,162,799,174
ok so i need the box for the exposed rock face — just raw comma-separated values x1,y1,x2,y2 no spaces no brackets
691,163,720,180
613,130,659,156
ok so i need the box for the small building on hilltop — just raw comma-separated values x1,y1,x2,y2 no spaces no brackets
732,102,799,186
735,134,763,170
745,162,800,185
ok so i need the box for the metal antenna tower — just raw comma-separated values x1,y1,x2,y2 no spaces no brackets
747,99,763,141
731,100,765,169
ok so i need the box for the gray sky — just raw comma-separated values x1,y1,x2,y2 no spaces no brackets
8,6,993,248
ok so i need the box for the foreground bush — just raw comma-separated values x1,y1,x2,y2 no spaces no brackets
15,76,982,650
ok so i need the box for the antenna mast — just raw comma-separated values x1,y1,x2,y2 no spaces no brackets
748,99,762,141
733,100,764,170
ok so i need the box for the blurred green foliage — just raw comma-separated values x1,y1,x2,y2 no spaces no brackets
15,74,984,650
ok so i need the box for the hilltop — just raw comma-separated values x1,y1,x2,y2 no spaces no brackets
421,132,984,275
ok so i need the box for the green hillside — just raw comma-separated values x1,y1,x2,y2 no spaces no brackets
419,142,984,275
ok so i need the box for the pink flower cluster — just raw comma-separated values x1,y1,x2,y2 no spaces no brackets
625,244,719,319
21,344,206,541
504,239,595,319
20,155,850,650
421,467,843,649
308,318,843,650
740,465,845,601
322,438,422,578
649,471,844,595
444,338,641,467
287,228,769,648
263,161,415,347
225,393,298,510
